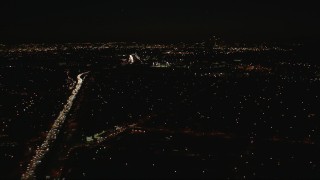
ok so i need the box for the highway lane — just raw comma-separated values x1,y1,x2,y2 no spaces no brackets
22,72,89,179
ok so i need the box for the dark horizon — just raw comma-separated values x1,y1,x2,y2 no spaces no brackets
1,1,319,44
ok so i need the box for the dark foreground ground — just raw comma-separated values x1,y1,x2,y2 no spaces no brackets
0,42,320,179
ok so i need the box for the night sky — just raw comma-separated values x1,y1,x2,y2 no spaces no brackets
1,1,319,43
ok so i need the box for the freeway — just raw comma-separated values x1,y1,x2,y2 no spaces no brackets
21,72,89,179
